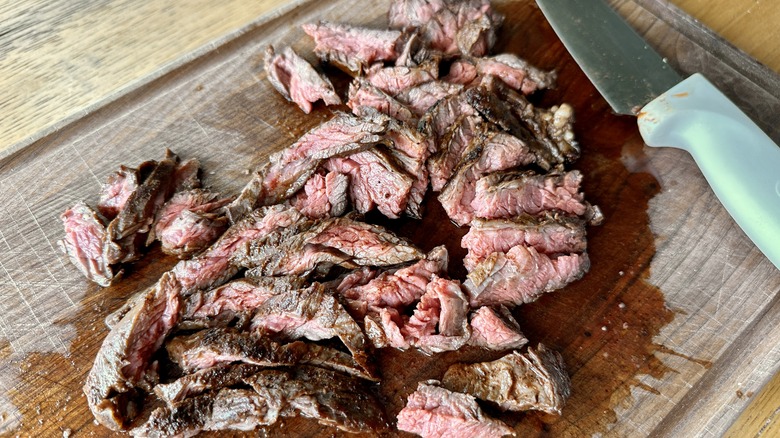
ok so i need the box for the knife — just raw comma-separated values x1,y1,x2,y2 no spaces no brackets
535,0,780,270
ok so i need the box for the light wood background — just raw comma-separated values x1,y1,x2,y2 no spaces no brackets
0,0,778,436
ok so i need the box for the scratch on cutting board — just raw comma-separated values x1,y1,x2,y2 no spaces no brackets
69,142,102,187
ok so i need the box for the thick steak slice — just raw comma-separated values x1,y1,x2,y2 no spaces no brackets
291,171,349,219
471,170,590,219
396,380,514,438
245,366,389,433
250,282,369,371
464,245,590,307
366,61,438,95
59,202,115,286
83,272,181,430
152,189,232,258
339,245,447,317
172,205,309,295
235,215,422,277
476,53,556,94
302,21,403,72
442,345,571,414
467,306,528,351
438,131,537,225
348,78,417,124
153,363,262,406
462,214,587,271
264,45,341,114
97,165,143,220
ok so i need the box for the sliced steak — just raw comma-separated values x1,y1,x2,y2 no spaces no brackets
172,157,202,192
59,202,115,287
396,380,514,438
471,170,590,219
347,78,417,124
153,363,263,406
476,53,556,94
302,21,403,72
339,245,447,317
464,245,590,307
226,113,387,220
97,165,143,220
234,215,422,277
152,189,232,258
131,388,281,437
291,171,350,219
172,205,309,295
462,214,587,271
428,113,486,192
250,282,369,371
438,130,537,225
442,344,571,414
443,59,478,85
245,366,389,433
83,272,181,430
104,150,180,265
264,45,341,114
404,276,470,354
395,80,463,116
467,306,527,351
366,61,438,95
364,307,410,350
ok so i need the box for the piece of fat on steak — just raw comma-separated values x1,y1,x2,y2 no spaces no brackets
396,380,514,438
302,21,403,72
348,78,417,124
339,245,448,318
324,147,415,219
131,387,282,437
290,170,350,219
366,60,438,95
59,201,115,287
152,189,232,258
395,80,463,116
438,130,537,226
234,214,423,277
172,205,310,295
476,53,556,94
462,214,588,271
83,272,181,431
467,306,528,351
264,45,341,114
443,344,571,415
250,282,369,372
153,363,263,406
464,245,590,307
226,113,387,221
245,366,389,434
471,170,591,219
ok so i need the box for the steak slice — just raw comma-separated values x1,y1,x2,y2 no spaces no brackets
339,245,448,318
97,165,143,220
83,272,181,430
464,245,590,307
395,80,463,116
443,59,478,85
476,53,556,94
438,130,537,225
245,366,389,433
172,205,309,295
234,215,423,277
152,189,232,258
302,21,403,72
291,171,350,219
467,306,528,351
428,113,486,192
131,388,281,437
442,345,571,414
104,150,180,265
462,214,587,271
250,282,369,371
153,363,263,405
366,61,438,95
396,380,514,438
264,45,341,114
403,276,470,354
471,170,590,219
59,202,115,287
226,113,387,221
347,78,417,124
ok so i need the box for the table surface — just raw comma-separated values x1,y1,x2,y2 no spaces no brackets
1,0,778,436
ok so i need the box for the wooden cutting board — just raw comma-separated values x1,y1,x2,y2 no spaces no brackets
0,0,777,436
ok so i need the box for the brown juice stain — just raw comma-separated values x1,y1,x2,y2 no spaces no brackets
3,2,712,438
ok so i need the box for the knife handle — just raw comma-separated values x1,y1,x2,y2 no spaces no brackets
638,73,780,270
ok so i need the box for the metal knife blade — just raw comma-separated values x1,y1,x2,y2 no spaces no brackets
536,0,780,270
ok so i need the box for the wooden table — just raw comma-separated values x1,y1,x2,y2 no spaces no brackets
0,1,778,436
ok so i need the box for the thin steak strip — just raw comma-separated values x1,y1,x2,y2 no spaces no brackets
264,45,341,114
303,21,403,72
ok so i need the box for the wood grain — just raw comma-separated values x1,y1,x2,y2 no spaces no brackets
0,0,778,437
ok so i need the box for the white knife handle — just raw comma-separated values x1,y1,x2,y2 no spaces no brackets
638,73,780,270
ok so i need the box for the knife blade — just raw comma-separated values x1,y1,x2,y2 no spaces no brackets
536,0,780,270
